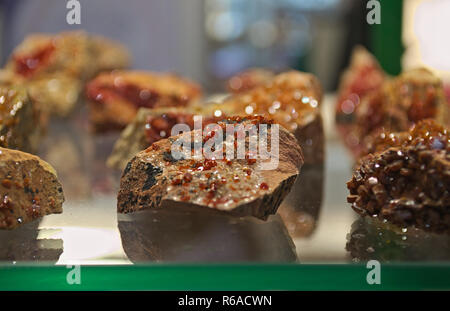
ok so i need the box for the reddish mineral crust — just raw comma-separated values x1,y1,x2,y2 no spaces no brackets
339,67,449,159
336,46,386,124
355,68,449,140
2,31,130,117
108,70,324,170
117,116,303,219
86,70,202,132
217,70,324,165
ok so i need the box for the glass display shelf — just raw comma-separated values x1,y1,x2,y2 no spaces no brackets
0,96,449,290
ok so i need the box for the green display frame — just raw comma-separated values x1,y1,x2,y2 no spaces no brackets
1,263,449,291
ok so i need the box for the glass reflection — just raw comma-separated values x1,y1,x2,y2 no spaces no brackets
0,219,63,262
278,164,324,238
119,207,297,263
346,216,450,262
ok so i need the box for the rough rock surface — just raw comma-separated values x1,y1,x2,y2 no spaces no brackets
214,70,324,165
338,67,449,159
109,70,322,170
5,31,130,81
347,120,450,233
86,70,202,132
0,85,42,153
107,108,158,170
118,116,303,219
107,107,222,170
0,147,64,229
88,34,130,76
356,68,449,138
2,31,130,117
226,68,275,93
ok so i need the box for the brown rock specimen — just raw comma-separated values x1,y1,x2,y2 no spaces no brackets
86,71,202,132
343,68,449,158
0,148,64,229
356,68,449,139
117,116,303,219
335,46,386,125
216,70,324,165
0,85,42,153
107,107,222,170
2,31,130,117
347,120,450,233
109,70,323,169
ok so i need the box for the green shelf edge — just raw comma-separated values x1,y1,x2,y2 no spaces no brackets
1,263,449,291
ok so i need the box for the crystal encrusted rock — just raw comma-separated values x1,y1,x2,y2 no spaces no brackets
347,120,450,233
0,147,64,229
0,85,42,154
86,70,202,132
214,70,324,165
117,116,303,219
